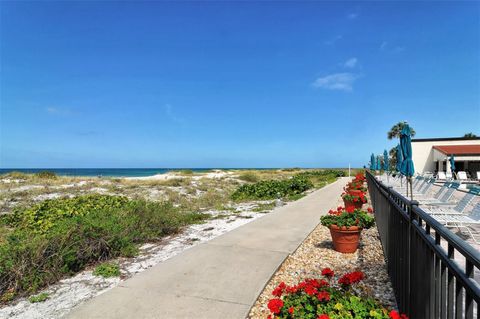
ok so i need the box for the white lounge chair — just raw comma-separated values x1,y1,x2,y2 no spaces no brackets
477,171,480,180
417,182,456,205
457,171,468,181
431,203,480,243
446,171,453,180
437,171,447,180
427,186,480,215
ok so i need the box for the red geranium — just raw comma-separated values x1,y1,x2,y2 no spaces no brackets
367,207,373,213
321,268,334,278
288,307,294,314
338,271,364,286
317,315,330,319
268,298,284,314
317,290,330,302
272,282,286,297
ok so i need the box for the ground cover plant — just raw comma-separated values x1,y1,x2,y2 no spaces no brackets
0,194,209,301
266,268,407,319
231,170,346,200
93,262,121,278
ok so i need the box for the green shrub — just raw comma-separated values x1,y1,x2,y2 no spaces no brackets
0,195,209,300
232,176,313,200
178,169,193,175
238,172,259,183
5,194,131,233
34,171,57,179
29,292,49,303
93,262,120,278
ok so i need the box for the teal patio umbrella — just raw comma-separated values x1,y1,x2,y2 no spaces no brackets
370,153,375,170
450,155,456,177
376,156,381,171
383,149,389,171
396,144,403,172
400,124,415,199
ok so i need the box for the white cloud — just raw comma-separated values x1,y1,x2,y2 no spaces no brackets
347,12,359,19
312,73,358,92
380,41,406,53
343,57,358,68
45,107,73,116
324,35,343,46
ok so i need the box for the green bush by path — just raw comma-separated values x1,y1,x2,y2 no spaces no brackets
93,262,121,278
231,176,314,200
0,195,209,301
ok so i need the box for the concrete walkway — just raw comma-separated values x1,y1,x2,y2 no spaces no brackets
67,178,349,319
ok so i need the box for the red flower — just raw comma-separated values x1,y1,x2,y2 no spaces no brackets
367,207,373,213
317,315,330,319
267,299,284,314
389,310,400,319
288,307,294,314
317,290,330,301
345,206,355,213
338,271,364,286
321,268,334,278
272,282,286,297
304,285,317,296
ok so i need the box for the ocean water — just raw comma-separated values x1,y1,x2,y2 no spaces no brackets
0,168,268,177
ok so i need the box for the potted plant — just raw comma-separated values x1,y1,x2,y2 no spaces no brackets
341,191,368,210
320,206,374,253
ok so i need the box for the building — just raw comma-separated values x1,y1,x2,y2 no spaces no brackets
411,137,480,176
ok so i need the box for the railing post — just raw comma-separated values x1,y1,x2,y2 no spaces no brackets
408,199,419,317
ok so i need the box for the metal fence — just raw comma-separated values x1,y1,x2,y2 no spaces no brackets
366,171,480,319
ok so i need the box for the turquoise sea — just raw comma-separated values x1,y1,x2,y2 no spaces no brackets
0,168,271,177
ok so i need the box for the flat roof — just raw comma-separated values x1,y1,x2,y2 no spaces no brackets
412,137,480,142
432,145,480,156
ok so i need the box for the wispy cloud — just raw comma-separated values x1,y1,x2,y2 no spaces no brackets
343,57,358,68
347,12,359,19
324,35,343,46
312,73,358,92
380,41,406,53
45,107,74,116
164,104,185,124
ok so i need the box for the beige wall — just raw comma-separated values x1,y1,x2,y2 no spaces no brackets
411,139,480,174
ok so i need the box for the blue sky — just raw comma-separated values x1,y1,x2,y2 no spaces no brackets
1,1,479,168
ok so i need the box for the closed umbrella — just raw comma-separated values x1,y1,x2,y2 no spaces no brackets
377,156,381,171
383,149,389,171
450,155,456,178
400,124,415,199
370,153,375,170
396,144,403,172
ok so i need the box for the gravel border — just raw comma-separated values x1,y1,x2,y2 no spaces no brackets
248,197,397,318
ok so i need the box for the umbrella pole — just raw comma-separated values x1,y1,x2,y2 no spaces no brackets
409,177,413,201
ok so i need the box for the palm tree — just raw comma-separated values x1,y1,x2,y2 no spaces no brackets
464,132,478,139
387,121,416,140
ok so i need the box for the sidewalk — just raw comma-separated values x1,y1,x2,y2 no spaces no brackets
67,177,349,319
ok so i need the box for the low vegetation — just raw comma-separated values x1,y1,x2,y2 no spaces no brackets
231,170,346,200
0,195,208,301
28,292,49,303
93,262,121,278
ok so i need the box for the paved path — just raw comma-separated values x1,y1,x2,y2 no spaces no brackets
67,178,349,319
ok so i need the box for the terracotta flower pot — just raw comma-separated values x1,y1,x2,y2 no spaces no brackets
343,198,364,210
329,225,362,253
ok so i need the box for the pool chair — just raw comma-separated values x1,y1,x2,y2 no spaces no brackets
477,171,480,181
398,178,436,197
417,182,457,205
446,171,453,180
426,186,480,215
457,171,469,181
437,171,447,180
430,203,480,243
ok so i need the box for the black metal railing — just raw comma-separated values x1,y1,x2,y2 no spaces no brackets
366,171,480,319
